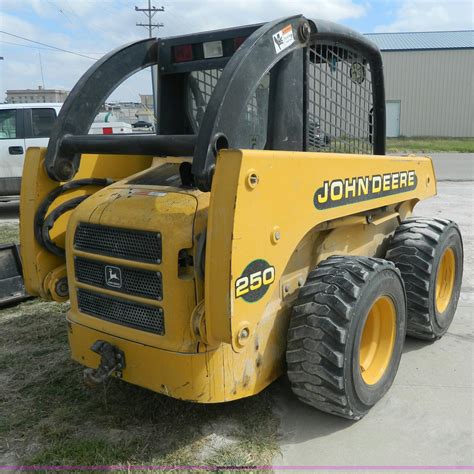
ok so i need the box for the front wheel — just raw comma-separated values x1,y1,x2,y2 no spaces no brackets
286,256,407,420
385,218,463,340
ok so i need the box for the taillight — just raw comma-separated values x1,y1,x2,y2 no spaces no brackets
103,127,113,135
234,36,246,51
173,44,193,62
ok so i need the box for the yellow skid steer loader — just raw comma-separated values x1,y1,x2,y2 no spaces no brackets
19,15,463,419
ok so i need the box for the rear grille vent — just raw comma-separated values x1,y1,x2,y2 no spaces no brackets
75,257,163,300
77,289,164,335
74,223,162,264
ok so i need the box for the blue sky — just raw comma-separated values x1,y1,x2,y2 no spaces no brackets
0,0,472,102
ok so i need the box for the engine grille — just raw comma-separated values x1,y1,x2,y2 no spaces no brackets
75,257,163,300
74,223,162,264
77,288,164,335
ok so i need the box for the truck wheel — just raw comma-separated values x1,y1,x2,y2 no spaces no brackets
286,256,406,420
385,218,463,340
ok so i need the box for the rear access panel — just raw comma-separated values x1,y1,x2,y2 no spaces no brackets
66,185,199,353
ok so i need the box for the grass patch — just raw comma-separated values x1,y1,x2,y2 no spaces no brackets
0,299,280,469
0,222,19,245
387,137,474,153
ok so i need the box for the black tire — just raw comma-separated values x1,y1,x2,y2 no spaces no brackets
286,256,407,420
385,217,463,340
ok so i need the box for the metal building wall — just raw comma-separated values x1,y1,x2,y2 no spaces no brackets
381,49,473,137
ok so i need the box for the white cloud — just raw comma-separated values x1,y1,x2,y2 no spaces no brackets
1,0,471,102
375,0,473,32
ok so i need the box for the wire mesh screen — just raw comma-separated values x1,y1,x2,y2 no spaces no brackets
236,75,270,149
189,69,269,149
307,43,374,154
189,69,222,128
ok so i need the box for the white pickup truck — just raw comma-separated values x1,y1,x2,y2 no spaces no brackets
0,103,62,198
0,104,137,199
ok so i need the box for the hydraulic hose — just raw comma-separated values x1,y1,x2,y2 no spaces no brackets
34,178,114,257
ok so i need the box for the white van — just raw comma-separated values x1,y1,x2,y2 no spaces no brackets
0,103,62,198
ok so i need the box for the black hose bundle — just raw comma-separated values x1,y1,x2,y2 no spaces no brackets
34,178,114,257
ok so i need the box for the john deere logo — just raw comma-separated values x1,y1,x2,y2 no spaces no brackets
314,170,417,210
105,265,122,288
235,259,276,303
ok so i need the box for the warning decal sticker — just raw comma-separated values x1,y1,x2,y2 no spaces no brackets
272,24,294,53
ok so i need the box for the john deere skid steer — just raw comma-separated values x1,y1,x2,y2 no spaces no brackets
19,15,463,419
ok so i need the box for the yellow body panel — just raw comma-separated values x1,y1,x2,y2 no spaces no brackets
206,150,436,352
21,148,436,403
67,317,280,402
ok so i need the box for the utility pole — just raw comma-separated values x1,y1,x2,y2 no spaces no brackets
135,1,164,119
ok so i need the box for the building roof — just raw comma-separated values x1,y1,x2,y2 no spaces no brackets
365,30,474,51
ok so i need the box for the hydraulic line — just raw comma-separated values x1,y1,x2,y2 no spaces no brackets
34,178,114,257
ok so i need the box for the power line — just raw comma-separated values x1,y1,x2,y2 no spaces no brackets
0,31,99,60
0,39,105,55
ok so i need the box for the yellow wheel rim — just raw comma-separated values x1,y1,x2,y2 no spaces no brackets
435,247,456,313
359,296,397,386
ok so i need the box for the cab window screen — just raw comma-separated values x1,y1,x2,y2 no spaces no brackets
188,70,270,150
188,69,222,130
31,108,57,138
307,43,373,154
234,74,270,150
0,110,17,139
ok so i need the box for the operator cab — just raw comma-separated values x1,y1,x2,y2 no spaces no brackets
44,16,385,192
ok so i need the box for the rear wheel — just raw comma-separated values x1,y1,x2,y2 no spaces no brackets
385,218,463,340
286,256,407,420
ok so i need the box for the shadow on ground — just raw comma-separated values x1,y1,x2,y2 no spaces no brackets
270,376,354,446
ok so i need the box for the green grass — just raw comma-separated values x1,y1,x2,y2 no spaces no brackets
0,222,19,245
0,299,280,469
386,137,474,153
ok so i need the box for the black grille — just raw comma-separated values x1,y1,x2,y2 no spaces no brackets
75,257,163,300
307,43,373,154
77,289,164,335
74,223,162,264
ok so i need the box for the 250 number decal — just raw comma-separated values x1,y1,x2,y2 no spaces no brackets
235,260,275,302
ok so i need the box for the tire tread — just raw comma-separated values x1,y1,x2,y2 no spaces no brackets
287,255,399,419
385,217,460,339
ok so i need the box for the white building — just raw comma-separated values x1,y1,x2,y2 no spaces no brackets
6,86,68,104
